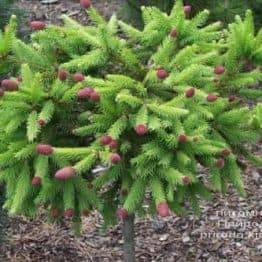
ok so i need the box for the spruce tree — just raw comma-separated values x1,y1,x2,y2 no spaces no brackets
0,1,261,261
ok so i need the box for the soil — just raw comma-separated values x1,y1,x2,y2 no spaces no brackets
0,1,261,261
16,0,123,26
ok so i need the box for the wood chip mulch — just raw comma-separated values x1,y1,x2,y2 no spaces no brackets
16,0,123,27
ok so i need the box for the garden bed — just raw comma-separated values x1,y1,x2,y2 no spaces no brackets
16,0,122,26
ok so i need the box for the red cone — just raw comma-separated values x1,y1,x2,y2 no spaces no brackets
37,119,46,127
64,208,74,218
31,176,42,186
55,166,76,180
77,87,94,99
57,69,68,81
182,176,191,185
207,94,218,102
73,72,85,82
185,87,195,98
178,134,187,143
216,158,225,169
1,79,19,91
214,66,225,75
109,139,118,150
184,5,192,15
221,149,231,157
156,68,168,79
36,144,53,155
135,124,148,136
100,135,113,145
117,208,128,220
30,21,46,30
157,202,170,217
170,28,178,38
80,0,91,9
110,153,121,164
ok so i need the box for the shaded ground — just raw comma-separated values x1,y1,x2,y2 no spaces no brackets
0,1,261,261
17,0,122,26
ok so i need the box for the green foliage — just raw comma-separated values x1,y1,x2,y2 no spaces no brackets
121,0,174,28
0,64,97,217
251,103,262,129
187,0,262,29
121,0,262,29
0,1,261,231
217,10,262,99
0,15,17,77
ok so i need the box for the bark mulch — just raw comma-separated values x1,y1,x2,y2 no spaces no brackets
16,0,123,27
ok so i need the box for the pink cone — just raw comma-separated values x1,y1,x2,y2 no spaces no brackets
157,202,170,217
156,68,169,79
135,124,148,136
117,208,128,220
55,166,76,180
36,144,53,155
31,176,42,186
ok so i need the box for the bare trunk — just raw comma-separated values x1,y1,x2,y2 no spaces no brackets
123,214,135,262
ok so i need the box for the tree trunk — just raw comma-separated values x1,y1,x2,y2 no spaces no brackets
123,214,135,262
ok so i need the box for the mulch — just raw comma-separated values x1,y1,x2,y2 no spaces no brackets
1,1,261,261
16,0,123,26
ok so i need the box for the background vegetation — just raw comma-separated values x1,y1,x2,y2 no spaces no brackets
121,0,262,28
0,0,18,29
